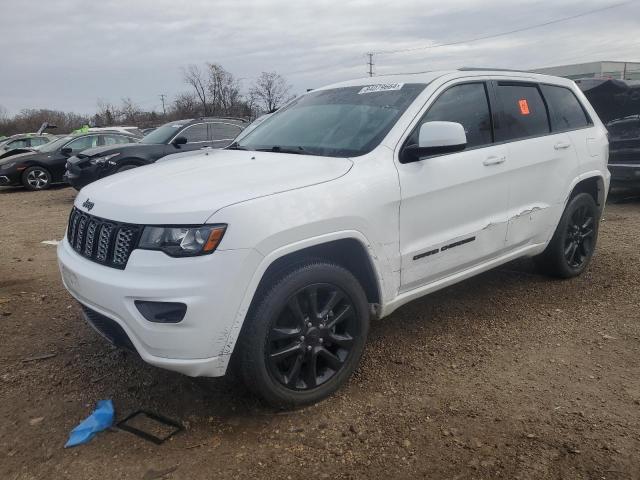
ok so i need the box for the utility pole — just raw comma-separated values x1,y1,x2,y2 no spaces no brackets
367,53,374,77
159,94,167,115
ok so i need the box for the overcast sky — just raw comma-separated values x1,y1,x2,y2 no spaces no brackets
1,0,638,115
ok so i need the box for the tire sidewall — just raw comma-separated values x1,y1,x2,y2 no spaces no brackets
240,262,370,407
22,166,51,191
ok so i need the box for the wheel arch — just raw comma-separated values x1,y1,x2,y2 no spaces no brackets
116,157,147,168
222,232,385,372
566,172,607,208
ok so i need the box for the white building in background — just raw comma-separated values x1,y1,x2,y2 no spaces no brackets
532,61,640,81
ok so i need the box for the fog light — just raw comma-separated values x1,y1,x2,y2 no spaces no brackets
135,301,187,323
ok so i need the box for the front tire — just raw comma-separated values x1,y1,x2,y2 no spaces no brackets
237,261,370,408
22,166,52,190
535,193,599,278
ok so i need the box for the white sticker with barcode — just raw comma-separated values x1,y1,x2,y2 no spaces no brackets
358,83,404,94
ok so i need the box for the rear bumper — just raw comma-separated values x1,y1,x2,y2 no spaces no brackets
64,161,100,190
609,163,640,184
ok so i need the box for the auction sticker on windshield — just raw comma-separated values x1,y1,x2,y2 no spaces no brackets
358,83,404,94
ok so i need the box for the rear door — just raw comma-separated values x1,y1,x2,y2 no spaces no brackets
492,81,579,248
397,81,510,290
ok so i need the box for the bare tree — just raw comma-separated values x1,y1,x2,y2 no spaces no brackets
183,64,208,116
172,92,199,118
206,63,240,115
250,72,293,113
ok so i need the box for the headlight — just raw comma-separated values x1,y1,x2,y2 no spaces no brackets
89,153,120,165
138,225,227,257
0,161,16,170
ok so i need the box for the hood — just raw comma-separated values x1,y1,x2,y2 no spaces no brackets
77,143,144,158
75,149,353,224
0,147,34,160
0,150,46,165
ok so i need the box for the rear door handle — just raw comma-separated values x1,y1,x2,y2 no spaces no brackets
483,155,506,166
554,141,571,150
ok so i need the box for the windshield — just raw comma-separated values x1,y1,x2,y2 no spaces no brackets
38,135,74,152
140,122,187,144
234,83,426,157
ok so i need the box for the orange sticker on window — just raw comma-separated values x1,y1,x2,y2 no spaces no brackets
518,99,530,115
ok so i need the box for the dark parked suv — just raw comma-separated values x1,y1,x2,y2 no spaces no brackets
65,117,247,190
0,131,138,190
606,115,640,187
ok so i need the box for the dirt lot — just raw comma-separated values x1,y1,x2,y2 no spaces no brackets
1,185,639,480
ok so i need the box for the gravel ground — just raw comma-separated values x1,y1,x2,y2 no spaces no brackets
1,185,639,480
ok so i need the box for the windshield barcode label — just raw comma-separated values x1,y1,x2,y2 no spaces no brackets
358,83,404,94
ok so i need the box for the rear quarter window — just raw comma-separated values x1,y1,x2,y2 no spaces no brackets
540,85,591,131
495,84,550,142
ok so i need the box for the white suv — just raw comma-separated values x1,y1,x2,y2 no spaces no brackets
58,70,609,407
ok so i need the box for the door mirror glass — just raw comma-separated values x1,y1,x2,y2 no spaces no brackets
172,136,188,146
402,121,467,163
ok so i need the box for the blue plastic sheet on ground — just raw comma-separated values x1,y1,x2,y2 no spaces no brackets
64,400,114,448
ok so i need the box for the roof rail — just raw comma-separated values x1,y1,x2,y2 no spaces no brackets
197,116,249,123
458,67,526,73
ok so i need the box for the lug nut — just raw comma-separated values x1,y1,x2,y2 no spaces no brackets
300,336,305,341
307,345,312,351
307,322,312,328
319,338,323,344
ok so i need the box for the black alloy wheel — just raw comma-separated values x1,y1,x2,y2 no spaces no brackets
535,192,599,278
564,204,595,269
237,261,370,408
266,283,358,390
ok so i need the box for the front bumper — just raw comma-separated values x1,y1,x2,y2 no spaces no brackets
57,237,261,377
608,163,640,185
0,170,20,186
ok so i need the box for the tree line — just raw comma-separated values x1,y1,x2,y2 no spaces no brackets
0,64,293,136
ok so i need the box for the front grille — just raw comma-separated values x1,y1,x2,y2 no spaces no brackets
80,304,136,352
67,207,141,269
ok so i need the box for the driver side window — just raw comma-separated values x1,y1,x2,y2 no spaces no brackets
408,83,493,149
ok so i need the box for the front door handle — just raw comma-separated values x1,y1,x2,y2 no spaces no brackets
483,155,506,166
554,141,571,150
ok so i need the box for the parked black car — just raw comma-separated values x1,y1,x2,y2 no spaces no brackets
578,78,640,188
0,131,138,190
64,117,247,190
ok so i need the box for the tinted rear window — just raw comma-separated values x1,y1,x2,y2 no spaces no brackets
495,84,550,141
541,85,590,131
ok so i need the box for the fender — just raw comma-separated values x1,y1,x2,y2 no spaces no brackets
218,230,390,364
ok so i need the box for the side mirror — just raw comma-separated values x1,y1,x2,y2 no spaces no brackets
401,121,467,163
172,136,188,146
61,147,73,156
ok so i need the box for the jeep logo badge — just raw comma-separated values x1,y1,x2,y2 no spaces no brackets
82,199,95,211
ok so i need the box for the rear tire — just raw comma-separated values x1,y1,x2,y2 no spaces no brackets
535,193,599,278
237,261,370,408
22,166,52,191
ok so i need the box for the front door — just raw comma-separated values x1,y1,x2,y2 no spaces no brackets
397,81,510,291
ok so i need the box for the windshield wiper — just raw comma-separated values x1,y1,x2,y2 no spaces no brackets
226,142,249,150
256,145,317,155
